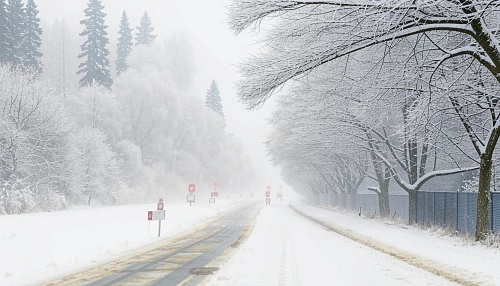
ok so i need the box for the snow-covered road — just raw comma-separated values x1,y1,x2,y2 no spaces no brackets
1,199,498,285
206,204,460,286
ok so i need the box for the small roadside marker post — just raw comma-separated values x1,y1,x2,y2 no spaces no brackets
147,198,166,237
265,185,271,206
210,181,219,207
157,198,163,237
187,184,196,207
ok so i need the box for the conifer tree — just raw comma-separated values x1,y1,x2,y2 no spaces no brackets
205,80,224,119
77,0,112,88
22,0,42,73
116,10,133,76
0,0,9,65
5,0,25,67
135,12,156,46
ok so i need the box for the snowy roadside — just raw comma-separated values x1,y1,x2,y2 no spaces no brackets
0,198,246,286
3,198,498,286
289,201,499,285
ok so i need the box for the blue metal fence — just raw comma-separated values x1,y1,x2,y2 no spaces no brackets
415,191,500,235
417,191,478,234
493,193,500,232
308,191,499,235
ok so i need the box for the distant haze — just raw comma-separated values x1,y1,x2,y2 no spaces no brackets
36,0,286,193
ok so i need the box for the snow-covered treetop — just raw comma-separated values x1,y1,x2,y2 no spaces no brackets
228,0,500,109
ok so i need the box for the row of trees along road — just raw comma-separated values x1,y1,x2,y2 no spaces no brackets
228,0,500,241
0,0,257,214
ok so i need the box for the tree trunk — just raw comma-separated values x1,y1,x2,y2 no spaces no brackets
408,190,417,224
378,182,390,217
475,155,492,241
88,192,93,206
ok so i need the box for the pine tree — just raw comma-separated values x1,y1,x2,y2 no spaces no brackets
0,0,9,65
135,12,156,46
22,0,42,73
116,10,133,76
77,0,112,88
205,80,224,119
5,0,25,67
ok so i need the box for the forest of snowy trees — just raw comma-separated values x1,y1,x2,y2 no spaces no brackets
0,0,256,214
228,0,500,241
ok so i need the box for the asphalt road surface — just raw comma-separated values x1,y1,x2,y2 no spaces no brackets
46,202,261,286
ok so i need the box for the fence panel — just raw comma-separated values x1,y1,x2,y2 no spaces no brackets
456,193,478,236
390,195,409,222
423,192,435,225
308,190,498,234
417,192,425,225
434,193,445,226
456,193,468,233
492,193,500,232
359,194,379,216
467,193,478,235
444,192,458,230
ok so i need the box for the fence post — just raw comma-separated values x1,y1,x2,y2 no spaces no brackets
490,192,493,232
456,192,459,232
433,191,436,225
415,191,418,224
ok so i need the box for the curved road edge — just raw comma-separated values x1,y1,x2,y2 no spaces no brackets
289,203,484,286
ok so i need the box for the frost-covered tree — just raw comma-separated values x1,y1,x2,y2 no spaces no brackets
65,127,118,205
228,0,500,241
116,10,133,76
22,0,43,73
63,86,122,205
266,43,478,221
41,19,81,91
113,44,256,200
135,11,156,46
4,0,25,67
0,66,69,213
0,0,9,65
205,80,224,119
165,34,196,90
77,0,112,88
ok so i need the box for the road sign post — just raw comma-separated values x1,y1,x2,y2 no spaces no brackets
209,188,218,207
187,184,196,207
148,199,165,237
209,181,219,206
187,194,196,207
265,185,271,206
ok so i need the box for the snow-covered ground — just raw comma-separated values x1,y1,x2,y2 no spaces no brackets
1,199,499,285
207,201,499,285
0,199,239,286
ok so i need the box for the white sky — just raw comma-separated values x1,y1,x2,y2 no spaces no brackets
36,0,285,191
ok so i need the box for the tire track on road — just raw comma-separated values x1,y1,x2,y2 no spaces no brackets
45,202,262,286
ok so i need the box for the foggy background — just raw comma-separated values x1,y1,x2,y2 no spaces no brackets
37,0,284,195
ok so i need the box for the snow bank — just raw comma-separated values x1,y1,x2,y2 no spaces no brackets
0,199,241,286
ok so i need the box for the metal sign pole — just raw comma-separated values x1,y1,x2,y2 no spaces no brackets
158,220,161,237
